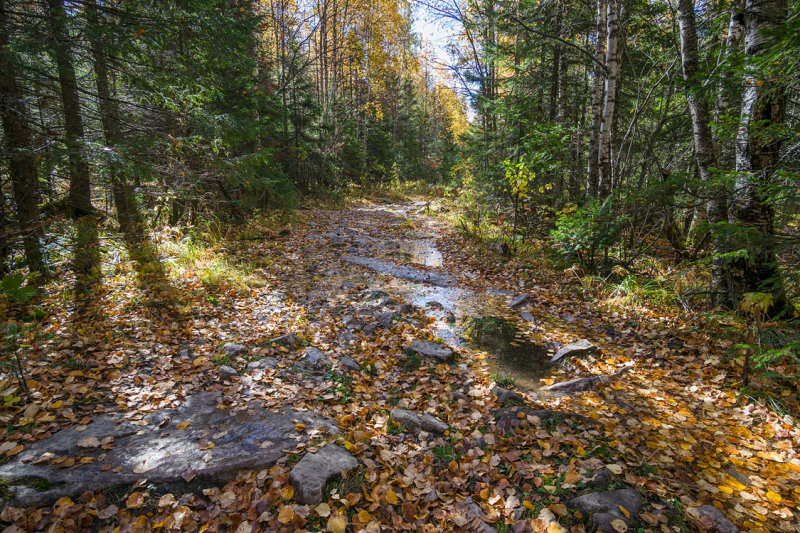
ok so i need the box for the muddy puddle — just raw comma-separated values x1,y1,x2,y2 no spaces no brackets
459,316,552,391
333,234,556,390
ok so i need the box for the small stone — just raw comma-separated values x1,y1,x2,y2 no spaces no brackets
445,312,456,324
587,469,614,489
339,357,361,372
451,391,468,402
567,489,642,533
223,343,248,357
389,409,449,434
246,357,279,373
340,281,356,290
362,324,377,336
376,312,395,328
543,376,597,394
426,301,444,309
694,505,739,533
302,347,328,367
492,387,525,404
520,312,536,322
289,445,358,505
396,303,414,315
509,293,530,309
265,333,298,350
407,340,454,363
218,365,239,380
550,339,598,364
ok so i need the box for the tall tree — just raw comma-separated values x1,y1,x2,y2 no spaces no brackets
597,0,619,197
45,0,92,217
0,0,47,275
728,0,789,311
586,0,607,198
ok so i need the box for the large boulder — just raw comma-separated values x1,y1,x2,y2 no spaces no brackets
0,392,337,507
567,489,642,533
407,340,455,363
289,445,358,505
550,339,599,364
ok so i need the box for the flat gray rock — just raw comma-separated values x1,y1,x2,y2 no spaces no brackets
408,340,454,363
550,339,599,364
509,294,530,309
342,255,453,287
223,343,248,356
0,392,337,507
520,311,536,322
390,408,449,434
695,505,739,533
567,489,642,532
289,444,357,505
246,356,279,373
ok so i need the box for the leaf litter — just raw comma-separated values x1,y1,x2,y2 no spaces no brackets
0,202,797,533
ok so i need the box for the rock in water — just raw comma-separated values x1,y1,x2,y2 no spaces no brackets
218,365,239,380
289,444,358,505
550,339,598,364
509,294,530,309
567,489,642,533
389,408,449,434
407,340,455,363
0,392,337,507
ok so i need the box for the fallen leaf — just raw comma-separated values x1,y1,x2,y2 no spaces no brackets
328,514,347,533
126,492,147,509
316,503,331,517
610,519,628,532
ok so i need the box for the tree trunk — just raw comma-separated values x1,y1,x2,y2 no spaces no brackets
586,0,607,199
597,0,619,198
677,0,725,285
0,0,47,275
45,0,92,218
715,0,746,167
88,2,136,234
728,0,788,312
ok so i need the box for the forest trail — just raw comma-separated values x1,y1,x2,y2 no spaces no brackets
1,202,797,533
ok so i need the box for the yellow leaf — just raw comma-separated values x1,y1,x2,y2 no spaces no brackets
344,441,356,452
316,503,331,517
281,486,295,500
296,423,306,432
198,441,215,450
619,505,630,518
327,514,347,533
51,400,63,409
718,485,733,495
357,510,371,523
548,504,567,517
278,506,294,524
523,501,535,510
176,422,190,430
576,446,586,456
386,490,399,504
765,491,782,503
606,464,623,475
610,518,628,532
6,445,24,456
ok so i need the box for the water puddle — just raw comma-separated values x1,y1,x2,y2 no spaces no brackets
460,317,552,391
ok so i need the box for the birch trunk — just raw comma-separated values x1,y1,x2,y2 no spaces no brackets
729,0,788,312
597,0,619,198
586,0,607,198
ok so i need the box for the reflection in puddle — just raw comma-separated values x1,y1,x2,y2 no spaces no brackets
396,240,443,267
460,316,551,391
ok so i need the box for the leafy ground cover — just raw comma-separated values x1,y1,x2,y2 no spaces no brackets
0,201,798,533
